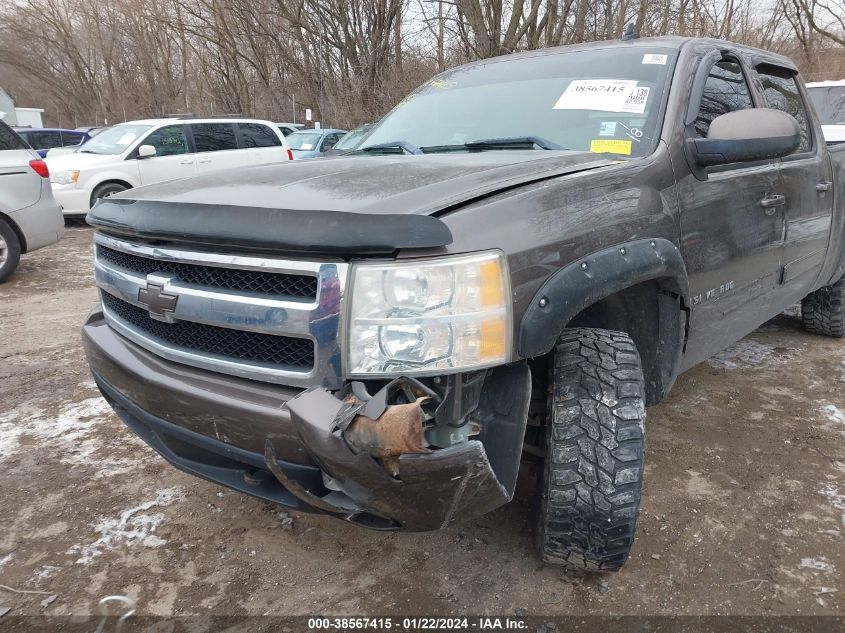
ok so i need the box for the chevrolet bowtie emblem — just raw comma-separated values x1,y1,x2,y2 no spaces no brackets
138,282,178,318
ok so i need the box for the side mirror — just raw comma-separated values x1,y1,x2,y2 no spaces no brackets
137,144,156,159
690,108,800,167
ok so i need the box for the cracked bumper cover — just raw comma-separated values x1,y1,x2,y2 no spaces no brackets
83,310,529,531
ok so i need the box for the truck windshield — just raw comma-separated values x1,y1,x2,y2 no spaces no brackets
360,47,676,158
78,124,152,155
807,85,845,125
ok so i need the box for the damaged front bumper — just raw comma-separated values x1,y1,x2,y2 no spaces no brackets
84,310,531,531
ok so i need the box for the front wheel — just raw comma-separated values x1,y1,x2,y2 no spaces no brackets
535,328,646,571
91,182,128,207
801,277,845,338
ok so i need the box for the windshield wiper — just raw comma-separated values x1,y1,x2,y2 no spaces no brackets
465,136,564,150
420,136,566,153
359,140,423,155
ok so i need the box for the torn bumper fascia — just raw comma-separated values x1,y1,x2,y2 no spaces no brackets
265,376,524,531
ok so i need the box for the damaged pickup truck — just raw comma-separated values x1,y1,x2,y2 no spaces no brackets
83,36,845,571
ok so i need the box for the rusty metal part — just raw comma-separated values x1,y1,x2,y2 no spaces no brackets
345,399,431,475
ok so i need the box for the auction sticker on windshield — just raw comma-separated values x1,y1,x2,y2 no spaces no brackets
554,79,650,114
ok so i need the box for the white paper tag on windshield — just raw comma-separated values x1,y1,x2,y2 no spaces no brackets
553,79,638,112
619,86,650,114
642,54,668,65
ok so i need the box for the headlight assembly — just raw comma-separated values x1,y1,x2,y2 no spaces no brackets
50,170,79,186
346,250,512,376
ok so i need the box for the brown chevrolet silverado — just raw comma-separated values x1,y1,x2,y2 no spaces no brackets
83,36,845,571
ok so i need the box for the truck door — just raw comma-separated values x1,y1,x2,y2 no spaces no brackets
753,64,834,298
678,56,787,366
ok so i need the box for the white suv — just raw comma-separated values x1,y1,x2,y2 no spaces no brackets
46,118,293,217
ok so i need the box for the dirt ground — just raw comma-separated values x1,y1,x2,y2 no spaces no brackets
1,225,844,620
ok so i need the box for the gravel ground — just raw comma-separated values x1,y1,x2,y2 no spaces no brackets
0,225,843,619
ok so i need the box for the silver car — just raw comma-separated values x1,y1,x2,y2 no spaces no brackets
0,121,64,282
286,128,347,159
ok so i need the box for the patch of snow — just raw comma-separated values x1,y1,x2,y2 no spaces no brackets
820,404,845,425
68,487,185,565
0,552,13,569
30,565,60,584
800,557,834,572
707,340,792,370
0,397,146,476
819,483,845,526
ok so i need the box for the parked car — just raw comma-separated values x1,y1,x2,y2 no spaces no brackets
275,122,305,136
0,121,64,282
14,127,90,158
806,80,845,143
46,118,293,217
46,128,112,158
323,124,372,156
83,37,845,571
286,128,347,158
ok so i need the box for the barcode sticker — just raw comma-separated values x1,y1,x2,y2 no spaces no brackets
620,87,650,114
642,54,668,65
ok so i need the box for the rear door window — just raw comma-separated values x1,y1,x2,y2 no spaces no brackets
755,64,812,154
695,60,754,137
143,125,189,156
238,123,281,148
0,123,27,150
191,123,238,152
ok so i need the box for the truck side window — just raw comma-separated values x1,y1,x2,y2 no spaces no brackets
755,64,812,154
695,60,754,137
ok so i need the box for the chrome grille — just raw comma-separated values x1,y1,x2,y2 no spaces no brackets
97,245,319,298
93,233,348,388
101,292,314,368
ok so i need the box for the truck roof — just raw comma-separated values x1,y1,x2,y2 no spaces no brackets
457,36,799,73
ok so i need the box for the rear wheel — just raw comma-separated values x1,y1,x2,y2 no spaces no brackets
91,182,127,206
801,277,845,338
0,219,22,283
535,328,646,571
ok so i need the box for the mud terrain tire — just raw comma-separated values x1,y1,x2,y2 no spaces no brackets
801,277,845,338
536,328,646,571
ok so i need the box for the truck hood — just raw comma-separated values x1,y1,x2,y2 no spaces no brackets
89,151,618,255
117,151,615,215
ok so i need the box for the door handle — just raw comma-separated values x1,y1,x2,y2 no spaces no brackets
760,194,786,215
816,181,832,193
179,159,193,165
198,158,211,164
